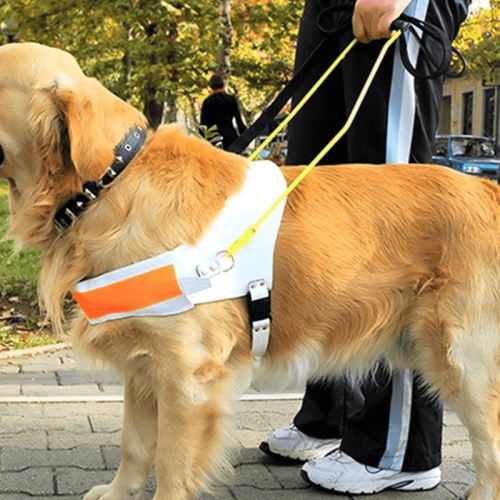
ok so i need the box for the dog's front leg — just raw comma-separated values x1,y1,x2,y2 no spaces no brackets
84,377,158,500
152,364,236,500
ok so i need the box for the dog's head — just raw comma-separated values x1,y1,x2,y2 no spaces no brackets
0,42,147,250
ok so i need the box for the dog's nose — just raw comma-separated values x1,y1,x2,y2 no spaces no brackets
0,144,4,166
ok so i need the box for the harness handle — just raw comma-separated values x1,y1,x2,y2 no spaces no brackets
395,13,451,80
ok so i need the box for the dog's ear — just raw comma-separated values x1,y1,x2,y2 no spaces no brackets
30,74,146,182
28,80,74,181
54,78,116,180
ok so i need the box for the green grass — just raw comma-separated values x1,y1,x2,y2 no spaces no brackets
0,180,43,294
0,325,59,350
0,179,59,350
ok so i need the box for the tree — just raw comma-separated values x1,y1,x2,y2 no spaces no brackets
453,1,500,83
230,0,302,121
0,0,302,127
217,0,232,88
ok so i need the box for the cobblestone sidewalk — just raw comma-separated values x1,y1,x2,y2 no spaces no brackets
0,346,475,499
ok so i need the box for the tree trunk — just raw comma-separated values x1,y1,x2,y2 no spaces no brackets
141,22,164,129
218,0,232,89
143,88,165,129
163,91,178,124
122,22,132,103
162,20,179,124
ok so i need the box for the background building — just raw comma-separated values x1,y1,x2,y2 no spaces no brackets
439,76,500,140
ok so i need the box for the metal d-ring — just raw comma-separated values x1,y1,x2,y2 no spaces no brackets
217,250,235,272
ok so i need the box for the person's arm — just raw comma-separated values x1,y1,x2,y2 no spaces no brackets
200,101,208,128
232,98,247,135
352,0,412,43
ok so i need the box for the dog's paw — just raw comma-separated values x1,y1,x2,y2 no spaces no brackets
83,484,144,500
83,485,112,500
464,485,495,500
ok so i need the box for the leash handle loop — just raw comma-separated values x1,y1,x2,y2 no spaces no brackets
394,12,452,80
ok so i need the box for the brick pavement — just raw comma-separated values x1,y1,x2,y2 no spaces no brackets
0,346,475,499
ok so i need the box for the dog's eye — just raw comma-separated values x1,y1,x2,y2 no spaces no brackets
0,145,3,166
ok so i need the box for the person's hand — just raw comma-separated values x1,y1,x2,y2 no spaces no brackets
352,0,412,43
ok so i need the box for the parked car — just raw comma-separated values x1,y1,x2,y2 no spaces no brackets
258,142,288,165
432,135,500,180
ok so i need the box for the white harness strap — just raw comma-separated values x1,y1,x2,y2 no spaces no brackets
72,160,287,356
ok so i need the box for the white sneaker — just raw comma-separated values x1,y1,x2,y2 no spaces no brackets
301,449,441,494
259,423,341,461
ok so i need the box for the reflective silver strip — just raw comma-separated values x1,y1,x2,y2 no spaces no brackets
378,369,413,470
386,0,431,163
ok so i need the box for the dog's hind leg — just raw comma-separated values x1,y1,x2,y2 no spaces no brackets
447,378,500,500
83,376,158,500
438,322,500,500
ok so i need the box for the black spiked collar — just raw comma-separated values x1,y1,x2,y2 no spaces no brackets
54,125,147,231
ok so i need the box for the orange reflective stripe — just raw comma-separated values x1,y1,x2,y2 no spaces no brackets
72,264,182,320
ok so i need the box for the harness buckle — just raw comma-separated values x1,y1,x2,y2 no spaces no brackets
196,251,234,278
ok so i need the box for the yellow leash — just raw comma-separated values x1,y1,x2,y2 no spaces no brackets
247,37,358,164
226,31,403,258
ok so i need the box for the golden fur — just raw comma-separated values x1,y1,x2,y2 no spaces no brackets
1,42,500,500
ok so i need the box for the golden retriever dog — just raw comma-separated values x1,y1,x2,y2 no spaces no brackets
1,42,499,500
